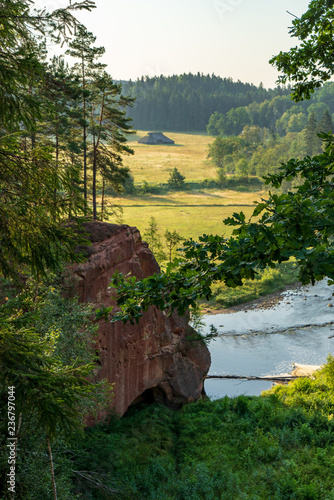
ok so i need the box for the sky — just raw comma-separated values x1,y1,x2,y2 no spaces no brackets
39,0,311,89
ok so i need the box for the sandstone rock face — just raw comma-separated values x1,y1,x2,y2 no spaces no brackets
68,221,211,418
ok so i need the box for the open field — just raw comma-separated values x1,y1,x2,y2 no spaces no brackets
123,131,217,184
109,191,265,240
112,190,264,206
102,131,296,310
104,131,266,240
116,203,256,240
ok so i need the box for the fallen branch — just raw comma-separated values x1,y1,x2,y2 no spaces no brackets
206,374,298,382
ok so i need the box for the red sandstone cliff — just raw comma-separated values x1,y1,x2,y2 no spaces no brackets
67,221,211,417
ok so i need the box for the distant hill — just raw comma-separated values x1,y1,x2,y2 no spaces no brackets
121,73,290,132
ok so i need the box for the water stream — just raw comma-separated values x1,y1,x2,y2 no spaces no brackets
204,279,334,399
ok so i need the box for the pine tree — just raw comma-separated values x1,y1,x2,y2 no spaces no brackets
317,110,333,135
88,72,134,219
66,25,106,209
303,111,321,155
167,168,186,190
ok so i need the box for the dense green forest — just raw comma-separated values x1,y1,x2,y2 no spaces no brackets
206,82,334,136
121,74,290,131
205,84,334,184
0,2,125,498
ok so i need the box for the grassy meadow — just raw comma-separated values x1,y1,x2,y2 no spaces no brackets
105,131,266,240
123,131,217,184
102,131,300,309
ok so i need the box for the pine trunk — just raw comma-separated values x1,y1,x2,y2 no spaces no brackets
92,140,97,220
101,178,105,221
82,58,87,214
47,437,58,500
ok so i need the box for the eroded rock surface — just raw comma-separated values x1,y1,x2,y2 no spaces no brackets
67,221,211,418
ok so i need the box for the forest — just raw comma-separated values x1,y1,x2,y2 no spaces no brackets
205,82,334,182
121,73,290,131
2,0,334,499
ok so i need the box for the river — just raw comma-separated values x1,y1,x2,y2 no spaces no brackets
203,279,334,399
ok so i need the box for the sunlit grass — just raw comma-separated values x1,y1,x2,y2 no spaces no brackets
111,189,265,207
117,203,256,240
123,130,217,184
202,262,300,310
102,131,266,240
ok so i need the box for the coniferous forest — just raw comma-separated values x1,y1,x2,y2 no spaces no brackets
121,74,290,131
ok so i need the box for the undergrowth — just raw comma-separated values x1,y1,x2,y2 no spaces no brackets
70,356,334,499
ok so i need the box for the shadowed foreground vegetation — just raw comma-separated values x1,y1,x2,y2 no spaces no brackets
64,356,334,499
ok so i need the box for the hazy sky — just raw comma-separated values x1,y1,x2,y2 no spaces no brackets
41,0,311,88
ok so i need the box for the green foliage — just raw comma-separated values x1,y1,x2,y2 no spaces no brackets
270,0,334,101
207,95,295,138
205,261,299,308
0,0,95,130
264,355,334,415
0,2,102,279
207,135,245,170
66,26,134,219
0,133,88,280
0,428,82,500
304,111,322,156
0,276,113,497
206,82,334,154
122,73,286,133
208,125,305,181
66,358,334,498
167,167,186,190
142,217,167,263
164,229,184,263
208,106,252,136
0,277,112,436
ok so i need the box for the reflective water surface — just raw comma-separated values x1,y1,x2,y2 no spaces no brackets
204,279,334,399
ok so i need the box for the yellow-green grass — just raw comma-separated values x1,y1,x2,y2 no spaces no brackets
123,131,217,184
202,261,300,310
108,201,256,240
103,131,266,239
111,189,265,207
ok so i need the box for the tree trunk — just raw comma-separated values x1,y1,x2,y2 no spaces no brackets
92,141,97,220
82,58,87,214
101,178,105,221
47,437,57,500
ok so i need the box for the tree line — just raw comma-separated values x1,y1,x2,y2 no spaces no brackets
207,81,334,137
207,109,334,184
121,74,290,131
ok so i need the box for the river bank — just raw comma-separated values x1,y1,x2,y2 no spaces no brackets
201,281,302,315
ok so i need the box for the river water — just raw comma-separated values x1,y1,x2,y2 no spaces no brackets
204,279,334,399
